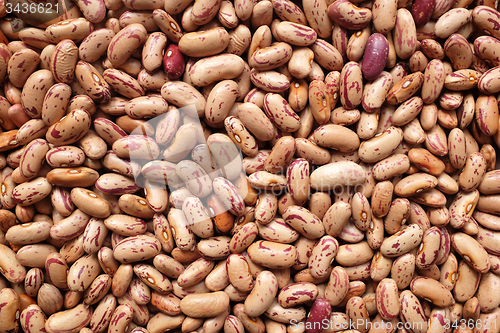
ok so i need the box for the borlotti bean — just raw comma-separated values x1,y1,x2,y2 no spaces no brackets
0,0,497,332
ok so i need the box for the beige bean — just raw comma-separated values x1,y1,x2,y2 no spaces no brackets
226,253,254,293
253,193,278,226
20,69,54,119
247,241,297,269
133,264,172,294
367,217,385,250
324,266,350,307
197,236,231,260
79,29,116,63
435,8,471,38
0,288,20,333
453,261,480,304
475,272,500,313
286,158,310,205
71,188,111,219
339,219,365,244
282,205,325,239
373,154,410,181
0,243,26,283
345,296,370,332
392,96,423,126
339,61,362,110
475,95,499,137
83,273,112,305
310,161,366,191
41,83,72,127
106,23,147,68
264,136,295,173
75,61,111,103
113,234,161,263
278,282,318,308
399,290,427,333
411,276,454,307
414,226,441,269
250,42,293,71
46,108,92,146
387,71,424,104
288,48,314,80
362,71,393,112
453,232,490,273
104,214,147,237
264,298,306,323
218,0,238,28
237,102,274,142
323,201,351,237
205,79,238,125
213,177,245,217
5,220,51,245
350,193,371,232
395,173,438,197
479,170,500,195
36,287,63,317
137,32,166,72
7,49,39,89
45,303,92,333
102,68,145,99
207,133,244,181
380,224,424,257
393,9,418,59
309,236,339,279
373,0,397,33
179,291,229,318
204,259,229,292
224,116,258,157
314,124,360,153
189,54,245,87
18,138,48,180
146,312,185,333
449,190,479,229
295,138,331,165
255,60,290,87
20,304,46,333
390,253,415,289
371,181,394,218
175,257,214,289
50,39,79,85
176,160,212,198
24,267,43,297
167,208,196,251
13,119,46,148
408,148,446,175
336,241,374,268
107,304,133,333
181,195,214,238
12,177,52,206
359,126,403,163
67,253,100,292
150,292,181,316
276,22,317,46
458,153,486,191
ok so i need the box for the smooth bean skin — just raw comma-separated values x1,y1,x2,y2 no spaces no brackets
0,0,500,331
45,303,92,333
179,292,230,318
362,33,389,81
328,0,372,30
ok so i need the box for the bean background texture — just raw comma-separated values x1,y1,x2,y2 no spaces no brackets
0,0,499,333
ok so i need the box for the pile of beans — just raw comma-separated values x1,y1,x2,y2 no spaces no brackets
1,0,500,332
